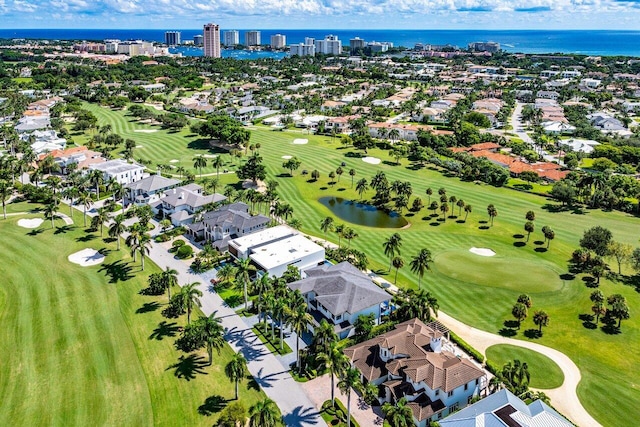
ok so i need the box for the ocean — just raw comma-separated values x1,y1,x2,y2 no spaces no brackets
1,29,640,57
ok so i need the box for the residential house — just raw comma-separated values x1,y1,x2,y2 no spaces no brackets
88,159,145,186
188,202,270,250
153,184,226,226
287,261,391,339
344,318,486,426
37,146,105,173
439,388,572,427
21,129,67,154
124,174,181,206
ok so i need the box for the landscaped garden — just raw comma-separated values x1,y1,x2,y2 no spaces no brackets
72,103,640,426
0,213,267,426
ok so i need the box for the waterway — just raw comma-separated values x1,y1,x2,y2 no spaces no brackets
318,196,408,229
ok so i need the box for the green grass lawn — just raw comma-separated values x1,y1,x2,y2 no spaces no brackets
79,104,640,426
485,344,565,389
0,214,266,426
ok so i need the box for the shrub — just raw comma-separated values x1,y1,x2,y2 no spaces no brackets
176,245,193,259
172,239,186,248
155,234,171,242
449,331,484,364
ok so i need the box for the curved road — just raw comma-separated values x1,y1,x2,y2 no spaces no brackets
438,312,601,427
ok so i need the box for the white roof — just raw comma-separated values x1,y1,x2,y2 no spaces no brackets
250,234,324,270
89,159,143,174
229,225,294,253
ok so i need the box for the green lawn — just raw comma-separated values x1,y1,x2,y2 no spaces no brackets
0,213,266,426
79,104,640,426
485,344,565,389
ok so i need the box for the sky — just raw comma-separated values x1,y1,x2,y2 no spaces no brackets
1,0,640,29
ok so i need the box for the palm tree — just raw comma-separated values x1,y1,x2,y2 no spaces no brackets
193,155,207,178
108,214,126,250
126,222,143,261
334,224,345,248
410,249,433,287
464,204,472,221
337,367,362,427
312,319,337,356
524,221,534,242
512,303,528,329
440,202,449,221
249,398,279,427
211,155,223,179
502,359,530,394
62,185,79,219
225,352,248,400
181,282,203,324
355,178,368,199
131,233,152,270
44,201,58,229
533,310,549,333
349,169,356,188
382,397,414,427
216,263,236,286
0,179,13,220
161,266,179,302
253,274,272,323
235,258,256,310
392,256,404,284
343,227,358,248
425,187,432,204
88,169,104,199
388,128,400,144
200,311,224,365
317,342,348,408
288,304,313,368
487,204,498,226
383,233,403,272
456,199,465,217
79,191,93,227
320,216,334,241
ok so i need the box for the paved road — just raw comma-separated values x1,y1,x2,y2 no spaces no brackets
510,102,560,164
146,233,326,427
437,312,601,427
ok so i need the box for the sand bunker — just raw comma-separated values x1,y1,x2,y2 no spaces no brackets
136,145,144,148
134,129,158,133
169,159,179,163
469,247,496,257
203,154,219,158
293,139,308,145
17,218,44,228
68,248,106,267
282,155,293,159
362,157,381,165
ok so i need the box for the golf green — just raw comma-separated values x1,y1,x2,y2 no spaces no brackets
434,250,564,293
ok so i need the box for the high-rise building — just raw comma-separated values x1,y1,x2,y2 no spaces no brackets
468,41,500,53
203,23,221,58
165,31,181,46
193,35,203,46
315,35,342,55
270,34,286,49
245,31,261,46
224,30,239,47
350,37,366,55
289,42,315,57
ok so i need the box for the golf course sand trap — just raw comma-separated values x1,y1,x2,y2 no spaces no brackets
469,247,496,257
68,248,105,267
293,139,308,144
134,129,158,133
17,218,44,228
282,155,293,159
203,154,218,158
169,159,179,163
136,145,144,148
362,156,381,165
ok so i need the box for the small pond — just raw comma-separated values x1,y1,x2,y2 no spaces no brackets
318,196,408,228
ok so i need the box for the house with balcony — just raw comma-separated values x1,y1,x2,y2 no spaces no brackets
88,159,145,185
152,184,226,226
187,202,270,250
125,174,181,206
287,261,391,339
344,318,487,427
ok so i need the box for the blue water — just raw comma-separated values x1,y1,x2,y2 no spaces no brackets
2,29,640,56
169,46,286,60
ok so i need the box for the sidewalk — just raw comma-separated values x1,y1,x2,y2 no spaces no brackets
145,227,326,427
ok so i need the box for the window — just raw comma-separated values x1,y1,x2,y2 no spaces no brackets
464,383,468,391
447,391,453,398
435,390,439,396
475,378,479,385
450,403,459,413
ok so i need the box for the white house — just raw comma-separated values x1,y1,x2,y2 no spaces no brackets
287,261,391,339
440,388,572,427
559,138,600,154
344,318,487,427
153,184,226,226
88,159,145,185
228,225,325,277
124,174,181,206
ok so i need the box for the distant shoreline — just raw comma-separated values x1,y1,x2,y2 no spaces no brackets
2,29,640,57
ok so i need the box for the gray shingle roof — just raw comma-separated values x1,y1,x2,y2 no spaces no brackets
198,203,270,231
287,261,390,316
162,187,225,209
125,175,181,193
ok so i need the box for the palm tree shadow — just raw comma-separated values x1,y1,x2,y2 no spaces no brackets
167,354,209,381
76,233,97,242
149,321,180,340
27,228,45,236
250,367,285,389
198,394,228,416
281,405,322,427
98,260,134,283
136,301,160,314
54,225,75,234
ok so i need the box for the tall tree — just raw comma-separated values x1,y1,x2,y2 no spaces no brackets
410,248,433,287
79,191,93,227
337,367,362,427
0,179,12,220
392,256,404,284
487,204,498,226
288,304,313,368
161,266,179,302
181,282,203,324
533,310,549,333
249,398,279,427
512,302,528,328
211,155,223,179
320,216,334,241
193,155,207,178
200,311,224,365
235,258,256,311
382,397,414,427
383,233,403,272
225,353,248,401
108,214,126,250
316,342,348,408
524,221,535,242
44,201,58,229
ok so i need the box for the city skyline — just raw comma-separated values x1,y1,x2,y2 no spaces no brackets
1,0,640,30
